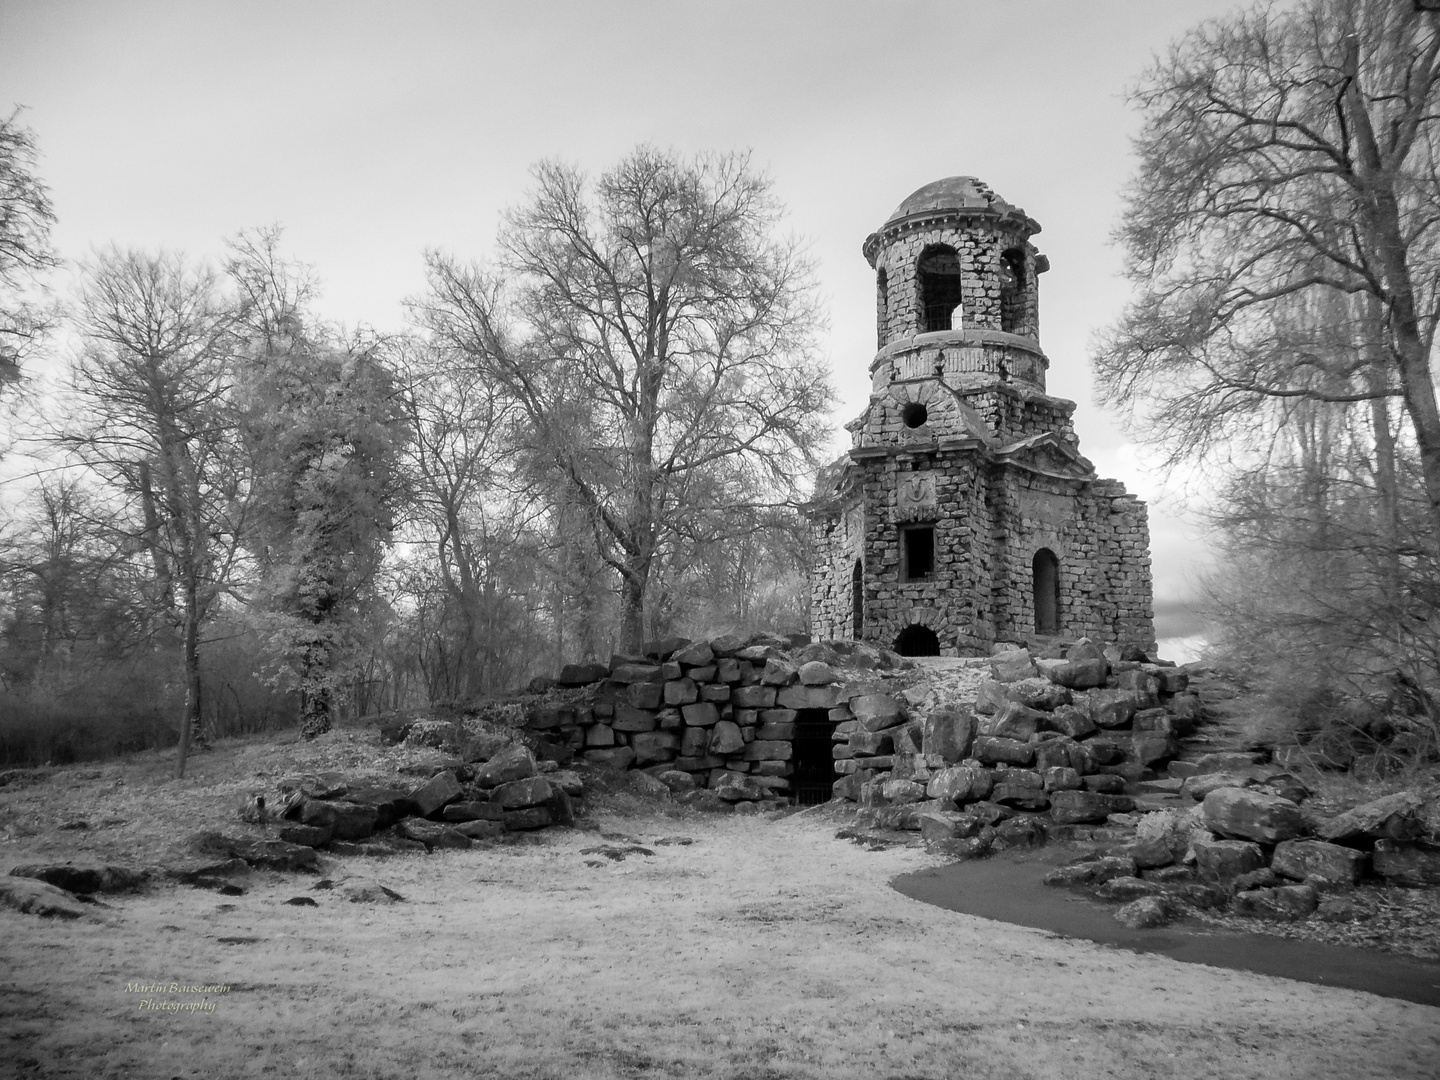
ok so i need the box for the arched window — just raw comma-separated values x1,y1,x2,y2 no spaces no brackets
1033,548,1060,635
917,245,963,333
999,248,1027,334
895,624,940,657
851,559,864,640
876,268,889,348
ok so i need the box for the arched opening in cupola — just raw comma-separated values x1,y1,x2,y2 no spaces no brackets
999,248,1028,333
917,245,964,332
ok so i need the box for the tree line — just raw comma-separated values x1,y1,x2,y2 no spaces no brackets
0,133,833,772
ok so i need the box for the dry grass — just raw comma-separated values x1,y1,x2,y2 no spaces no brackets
1,728,1438,1079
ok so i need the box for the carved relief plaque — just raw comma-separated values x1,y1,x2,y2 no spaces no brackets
896,473,936,517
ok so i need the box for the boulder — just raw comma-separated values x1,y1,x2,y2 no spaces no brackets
557,662,610,686
1191,751,1266,774
611,704,657,732
712,773,767,802
982,702,1044,741
776,685,845,710
632,730,680,766
1182,773,1260,800
762,657,800,686
1005,677,1072,711
0,876,86,918
627,771,671,799
460,733,513,763
277,824,331,848
1043,658,1110,691
1043,766,1082,793
1191,834,1265,881
798,661,837,686
672,641,715,666
1042,855,1137,887
742,740,792,762
583,746,636,770
709,720,746,755
6,863,147,894
972,736,1034,767
585,724,617,748
473,746,537,788
492,777,554,810
989,648,1036,683
1131,732,1180,768
1202,788,1306,844
1043,705,1097,740
1271,839,1366,887
851,694,906,732
1317,791,1427,844
926,765,993,804
503,807,553,831
973,680,1009,715
441,801,504,823
1232,884,1319,920
922,709,977,763
408,771,464,818
1075,688,1137,729
994,815,1047,849
1371,840,1440,886
991,784,1048,811
849,730,893,756
681,702,721,727
397,820,472,849
1048,790,1134,824
880,779,927,804
1114,896,1173,929
610,662,663,684
658,770,698,793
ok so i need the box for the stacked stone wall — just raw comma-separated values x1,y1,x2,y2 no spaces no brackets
872,220,1040,345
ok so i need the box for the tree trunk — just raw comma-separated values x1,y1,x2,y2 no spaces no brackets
174,582,202,778
618,565,646,653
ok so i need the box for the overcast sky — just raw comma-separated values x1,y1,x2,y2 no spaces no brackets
1,0,1250,653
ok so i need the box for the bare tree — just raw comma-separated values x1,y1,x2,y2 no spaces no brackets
0,108,58,393
414,147,834,650
1094,0,1440,543
61,249,243,776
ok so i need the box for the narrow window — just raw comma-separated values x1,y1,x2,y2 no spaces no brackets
918,245,963,333
876,267,889,349
902,525,935,582
851,559,864,640
1033,548,1060,635
895,624,940,657
1000,248,1027,334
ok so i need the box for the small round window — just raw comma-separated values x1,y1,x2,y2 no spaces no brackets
901,402,928,428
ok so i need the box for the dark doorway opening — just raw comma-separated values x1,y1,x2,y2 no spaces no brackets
791,709,836,806
999,248,1027,333
895,624,940,657
1033,548,1060,635
851,559,864,640
902,525,935,582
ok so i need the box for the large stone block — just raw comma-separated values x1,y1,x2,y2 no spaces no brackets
1042,658,1110,691
777,684,844,710
1192,834,1266,881
681,702,721,727
922,708,977,764
1372,840,1440,885
1042,705,1096,740
709,720,745,755
880,779,927,804
632,730,680,766
585,724,616,748
557,662,609,686
851,694,905,732
762,657,799,686
611,703,658,732
672,641,715,666
493,777,554,810
1005,677,1072,711
473,744,538,787
757,720,796,741
1048,789,1134,824
1075,688,1137,728
408,771,463,818
849,730,893,756
1202,788,1305,844
1232,884,1319,920
583,746,636,770
989,648,1036,683
971,736,1034,767
1316,790,1426,844
798,661,837,686
731,685,777,709
926,765,993,804
743,740,792,762
1271,839,1366,887
627,682,664,709
973,680,1009,716
610,662,663,684
664,678,699,706
981,702,1044,741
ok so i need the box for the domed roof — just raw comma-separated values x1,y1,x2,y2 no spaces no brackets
884,176,1018,224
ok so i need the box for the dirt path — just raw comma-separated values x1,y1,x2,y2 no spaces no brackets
3,809,1436,1079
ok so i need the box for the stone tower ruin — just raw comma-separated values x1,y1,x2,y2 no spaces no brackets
807,176,1155,656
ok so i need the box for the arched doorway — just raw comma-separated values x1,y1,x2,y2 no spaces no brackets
1033,548,1060,635
851,559,864,640
894,623,940,657
790,709,836,806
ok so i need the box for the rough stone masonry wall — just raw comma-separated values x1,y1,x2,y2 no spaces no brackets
874,220,1039,344
834,640,1199,845
990,473,1154,647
